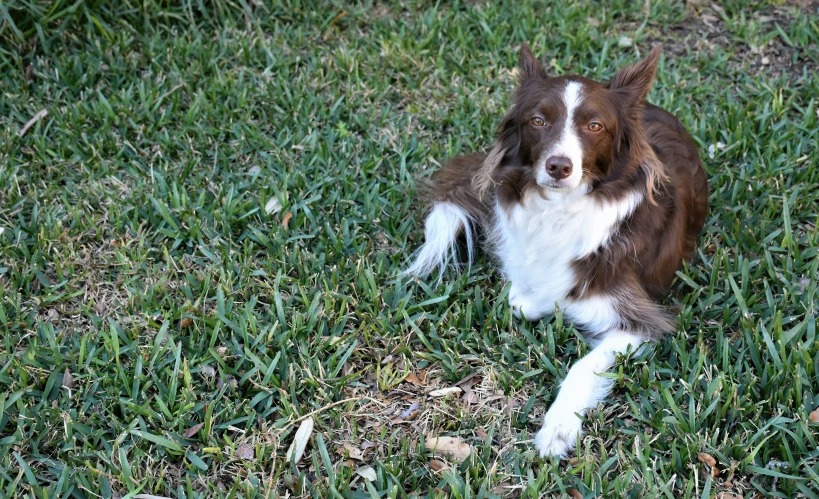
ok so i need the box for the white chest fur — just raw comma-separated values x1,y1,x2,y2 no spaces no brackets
493,187,643,320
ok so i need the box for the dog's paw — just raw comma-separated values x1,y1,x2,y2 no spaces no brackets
509,286,545,321
534,403,583,458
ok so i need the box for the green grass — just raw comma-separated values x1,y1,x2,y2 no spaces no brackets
1,0,818,497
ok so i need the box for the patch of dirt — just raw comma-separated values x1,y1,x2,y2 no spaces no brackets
643,3,818,83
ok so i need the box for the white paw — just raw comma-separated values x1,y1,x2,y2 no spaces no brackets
509,285,545,321
534,403,583,458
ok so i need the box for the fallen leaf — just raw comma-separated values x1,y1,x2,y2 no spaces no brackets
568,456,579,466
337,442,364,461
201,365,216,377
405,372,425,387
360,440,375,451
286,416,314,464
475,427,487,438
425,436,471,463
400,401,421,419
428,387,462,397
265,197,282,215
342,459,354,468
455,371,478,387
810,407,819,423
428,459,447,472
464,390,478,404
236,443,254,460
62,368,75,389
697,452,717,468
716,494,743,499
356,465,376,481
618,35,633,48
183,423,204,438
281,212,293,228
217,375,237,390
180,317,193,328
568,488,583,499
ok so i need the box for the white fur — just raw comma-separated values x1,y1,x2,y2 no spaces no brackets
495,186,643,321
493,185,647,458
403,202,474,279
534,331,645,457
535,81,585,190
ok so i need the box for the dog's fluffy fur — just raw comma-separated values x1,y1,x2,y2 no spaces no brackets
404,44,708,457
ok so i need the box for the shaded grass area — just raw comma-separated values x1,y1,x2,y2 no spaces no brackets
1,0,818,497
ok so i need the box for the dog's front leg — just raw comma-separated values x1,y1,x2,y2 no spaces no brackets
534,331,647,458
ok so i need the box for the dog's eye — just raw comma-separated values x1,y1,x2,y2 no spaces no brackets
531,117,546,127
588,122,603,132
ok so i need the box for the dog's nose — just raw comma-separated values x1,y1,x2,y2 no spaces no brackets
546,156,573,180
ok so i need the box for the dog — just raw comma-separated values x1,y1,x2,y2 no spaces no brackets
403,44,708,457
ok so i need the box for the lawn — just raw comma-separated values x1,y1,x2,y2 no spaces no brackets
1,0,818,497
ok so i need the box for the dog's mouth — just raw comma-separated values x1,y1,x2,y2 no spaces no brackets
538,178,576,191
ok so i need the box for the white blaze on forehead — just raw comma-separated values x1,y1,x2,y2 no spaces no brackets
535,80,585,190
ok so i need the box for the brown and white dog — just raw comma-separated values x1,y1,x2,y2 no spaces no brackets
404,44,708,457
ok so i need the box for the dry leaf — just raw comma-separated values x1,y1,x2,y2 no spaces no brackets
265,197,282,215
217,375,237,390
428,459,447,472
183,423,204,438
425,436,471,463
62,368,75,389
337,443,364,461
568,456,579,466
286,416,314,464
716,494,743,499
405,372,425,387
356,465,376,481
475,427,487,438
180,317,193,328
568,488,583,499
809,407,819,423
697,452,717,468
281,212,293,228
201,365,216,377
464,390,478,404
236,443,254,460
428,387,462,397
399,401,421,419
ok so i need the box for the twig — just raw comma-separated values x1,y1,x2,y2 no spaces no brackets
17,109,48,138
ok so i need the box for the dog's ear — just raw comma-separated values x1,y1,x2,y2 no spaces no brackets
609,45,661,102
518,42,544,80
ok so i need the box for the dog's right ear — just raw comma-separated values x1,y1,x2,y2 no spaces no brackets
519,43,544,80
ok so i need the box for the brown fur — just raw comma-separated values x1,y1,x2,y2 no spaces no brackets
424,45,708,340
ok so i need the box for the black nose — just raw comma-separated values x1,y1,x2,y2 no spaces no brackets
546,156,573,180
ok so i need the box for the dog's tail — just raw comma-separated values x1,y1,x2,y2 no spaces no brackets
402,202,476,280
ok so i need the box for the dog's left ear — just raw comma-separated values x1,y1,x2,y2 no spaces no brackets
609,45,661,102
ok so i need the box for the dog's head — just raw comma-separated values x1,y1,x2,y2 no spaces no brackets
476,44,665,199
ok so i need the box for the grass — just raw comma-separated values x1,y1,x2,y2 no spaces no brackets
1,0,818,497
